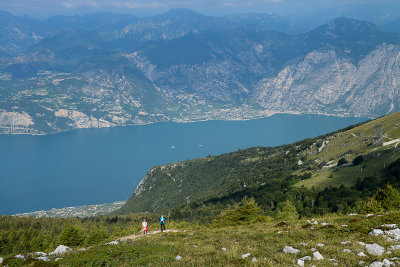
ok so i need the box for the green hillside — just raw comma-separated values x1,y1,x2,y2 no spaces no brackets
117,111,400,217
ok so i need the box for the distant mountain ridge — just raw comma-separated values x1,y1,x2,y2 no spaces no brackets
1,11,400,134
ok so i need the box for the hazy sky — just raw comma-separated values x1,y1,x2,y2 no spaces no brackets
1,0,400,22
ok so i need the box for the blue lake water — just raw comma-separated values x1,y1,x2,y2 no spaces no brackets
0,114,368,215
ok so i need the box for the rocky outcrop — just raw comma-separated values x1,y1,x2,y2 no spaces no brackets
254,44,400,117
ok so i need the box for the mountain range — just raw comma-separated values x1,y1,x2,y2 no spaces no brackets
1,9,400,134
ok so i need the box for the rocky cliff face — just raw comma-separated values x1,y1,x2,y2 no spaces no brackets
254,44,400,117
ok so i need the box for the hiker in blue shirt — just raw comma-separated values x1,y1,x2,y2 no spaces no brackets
158,214,167,231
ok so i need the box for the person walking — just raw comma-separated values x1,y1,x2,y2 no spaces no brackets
158,214,167,231
142,219,148,235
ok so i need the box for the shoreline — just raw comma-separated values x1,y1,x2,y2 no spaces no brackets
0,111,372,137
11,201,126,218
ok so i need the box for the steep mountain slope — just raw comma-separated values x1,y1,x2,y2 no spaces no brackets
0,11,45,60
117,111,400,214
1,16,400,134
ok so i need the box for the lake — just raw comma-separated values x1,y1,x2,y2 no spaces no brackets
0,114,368,215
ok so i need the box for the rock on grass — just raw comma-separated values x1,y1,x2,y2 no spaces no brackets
242,253,251,258
366,243,385,256
283,246,300,254
313,251,324,260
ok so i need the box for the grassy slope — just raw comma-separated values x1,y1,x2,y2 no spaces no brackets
55,212,400,266
118,111,400,214
295,111,400,189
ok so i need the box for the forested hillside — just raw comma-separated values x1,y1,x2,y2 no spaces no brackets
117,111,400,220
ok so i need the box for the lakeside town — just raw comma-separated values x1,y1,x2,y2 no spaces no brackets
13,201,126,218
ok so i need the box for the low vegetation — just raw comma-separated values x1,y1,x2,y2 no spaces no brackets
3,197,400,266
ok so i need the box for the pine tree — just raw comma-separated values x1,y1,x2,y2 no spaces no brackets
362,197,384,213
374,184,400,210
277,200,299,221
59,224,86,247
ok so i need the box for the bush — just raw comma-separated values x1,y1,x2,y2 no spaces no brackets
353,155,364,166
361,197,384,214
337,158,348,166
374,184,400,210
86,228,109,245
277,200,299,221
212,198,268,227
59,225,86,247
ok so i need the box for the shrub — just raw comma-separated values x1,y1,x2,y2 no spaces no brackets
374,184,400,210
361,197,384,214
59,225,86,247
337,158,348,166
212,198,267,227
353,155,364,166
86,228,109,245
277,200,299,221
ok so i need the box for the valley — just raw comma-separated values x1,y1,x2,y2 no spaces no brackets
2,4,400,266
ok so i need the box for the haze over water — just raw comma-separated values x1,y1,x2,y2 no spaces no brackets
0,114,367,215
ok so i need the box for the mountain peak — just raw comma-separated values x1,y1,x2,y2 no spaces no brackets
321,17,386,36
160,8,202,17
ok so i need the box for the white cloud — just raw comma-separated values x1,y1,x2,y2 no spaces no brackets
62,2,74,8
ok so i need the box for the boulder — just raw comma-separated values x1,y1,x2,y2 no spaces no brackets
369,261,383,267
15,254,25,259
358,252,367,257
176,255,182,260
242,253,251,258
297,259,305,266
385,229,400,241
49,245,72,255
283,246,300,254
105,241,119,245
382,259,394,266
366,243,385,256
313,251,324,260
252,257,257,262
369,229,384,236
35,252,47,257
316,243,324,247
35,256,50,261
343,249,352,253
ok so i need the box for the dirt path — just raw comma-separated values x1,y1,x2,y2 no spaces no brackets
117,229,182,242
